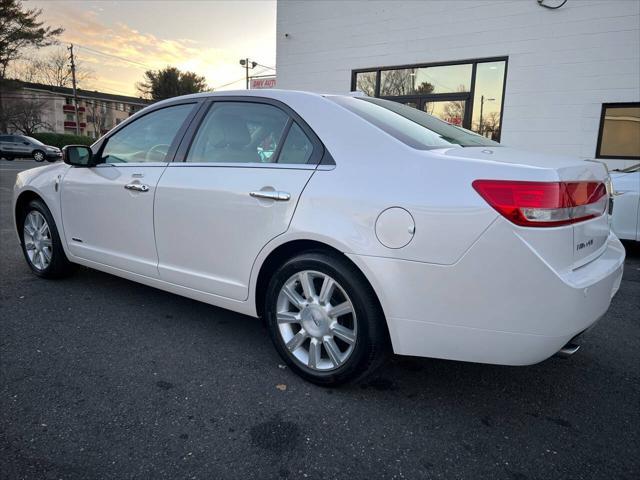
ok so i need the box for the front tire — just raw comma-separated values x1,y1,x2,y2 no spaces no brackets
33,150,45,162
20,199,75,278
265,251,389,386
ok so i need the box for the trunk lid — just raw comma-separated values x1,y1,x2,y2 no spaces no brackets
440,146,611,270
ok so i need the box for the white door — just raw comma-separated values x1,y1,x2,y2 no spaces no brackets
60,103,196,277
154,100,320,300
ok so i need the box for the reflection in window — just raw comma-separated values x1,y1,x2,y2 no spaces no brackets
423,100,466,126
355,71,377,96
597,104,640,159
380,64,472,96
417,64,472,94
471,61,505,140
101,104,193,163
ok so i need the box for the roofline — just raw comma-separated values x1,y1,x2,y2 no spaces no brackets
15,80,148,105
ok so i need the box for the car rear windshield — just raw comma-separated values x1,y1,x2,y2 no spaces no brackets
328,96,500,149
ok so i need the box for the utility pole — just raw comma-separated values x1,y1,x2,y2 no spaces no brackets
68,44,80,135
239,58,257,89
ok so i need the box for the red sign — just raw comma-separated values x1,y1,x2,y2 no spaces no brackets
250,77,276,89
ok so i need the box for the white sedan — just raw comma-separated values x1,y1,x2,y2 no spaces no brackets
610,163,640,241
12,90,625,385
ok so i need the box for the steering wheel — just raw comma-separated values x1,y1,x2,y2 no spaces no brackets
145,143,170,162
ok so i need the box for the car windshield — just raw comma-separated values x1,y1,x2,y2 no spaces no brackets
329,96,500,149
25,136,45,146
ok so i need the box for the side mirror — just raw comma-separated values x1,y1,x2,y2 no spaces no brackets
62,145,93,167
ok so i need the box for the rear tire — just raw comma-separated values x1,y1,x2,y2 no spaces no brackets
19,199,75,278
265,251,389,386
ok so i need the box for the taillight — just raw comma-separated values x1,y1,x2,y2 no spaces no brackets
472,180,608,227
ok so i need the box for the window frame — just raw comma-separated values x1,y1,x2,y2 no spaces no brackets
93,100,202,167
595,102,640,160
351,56,508,141
175,96,332,168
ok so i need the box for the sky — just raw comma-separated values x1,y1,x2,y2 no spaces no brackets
25,0,277,97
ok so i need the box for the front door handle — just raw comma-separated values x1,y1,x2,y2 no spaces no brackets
124,183,149,192
250,190,291,201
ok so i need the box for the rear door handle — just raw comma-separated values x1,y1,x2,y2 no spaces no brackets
250,190,291,201
124,183,149,192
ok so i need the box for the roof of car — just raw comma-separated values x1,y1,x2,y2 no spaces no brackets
151,89,348,108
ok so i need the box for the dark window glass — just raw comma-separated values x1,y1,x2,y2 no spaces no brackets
330,96,499,149
101,103,193,164
597,104,640,159
471,61,506,140
355,71,377,96
278,123,314,164
187,102,289,164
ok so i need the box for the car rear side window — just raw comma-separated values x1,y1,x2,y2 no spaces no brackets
187,102,291,164
329,96,500,149
277,122,314,164
101,103,194,164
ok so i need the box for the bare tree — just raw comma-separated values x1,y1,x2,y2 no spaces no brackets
85,100,108,138
10,48,94,87
3,93,51,134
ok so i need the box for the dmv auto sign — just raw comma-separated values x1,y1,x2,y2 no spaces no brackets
250,77,277,89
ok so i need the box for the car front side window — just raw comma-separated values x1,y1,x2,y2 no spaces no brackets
101,103,194,164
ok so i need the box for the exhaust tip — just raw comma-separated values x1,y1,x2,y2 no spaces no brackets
557,343,581,359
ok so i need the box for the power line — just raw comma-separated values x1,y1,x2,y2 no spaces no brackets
73,44,152,69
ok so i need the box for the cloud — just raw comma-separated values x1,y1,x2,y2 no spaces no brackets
36,7,243,95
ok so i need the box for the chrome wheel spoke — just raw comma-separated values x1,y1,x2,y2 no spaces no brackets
324,337,343,367
308,339,321,369
42,248,52,262
318,276,335,304
331,324,356,345
298,271,315,300
286,329,307,352
282,284,305,310
277,311,300,324
25,242,36,251
328,301,352,319
41,238,52,247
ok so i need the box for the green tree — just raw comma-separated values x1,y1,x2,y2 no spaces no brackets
137,67,208,101
0,0,63,130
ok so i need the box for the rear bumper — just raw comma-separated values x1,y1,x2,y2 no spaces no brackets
348,222,625,366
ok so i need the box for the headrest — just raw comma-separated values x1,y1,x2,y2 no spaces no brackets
212,113,250,148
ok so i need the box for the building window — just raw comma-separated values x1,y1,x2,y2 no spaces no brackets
596,103,640,159
352,57,507,141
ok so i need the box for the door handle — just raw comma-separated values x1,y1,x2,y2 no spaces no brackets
250,190,291,201
124,183,149,192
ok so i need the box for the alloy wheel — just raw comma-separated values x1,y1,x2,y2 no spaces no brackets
23,210,53,270
276,270,357,371
33,151,44,162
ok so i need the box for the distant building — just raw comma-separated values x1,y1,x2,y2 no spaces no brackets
276,0,640,168
5,81,148,138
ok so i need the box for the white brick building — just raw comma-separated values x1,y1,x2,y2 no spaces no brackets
276,0,640,168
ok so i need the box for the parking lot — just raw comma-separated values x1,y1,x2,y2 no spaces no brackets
1,158,639,480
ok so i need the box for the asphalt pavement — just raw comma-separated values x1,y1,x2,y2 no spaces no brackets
1,158,639,480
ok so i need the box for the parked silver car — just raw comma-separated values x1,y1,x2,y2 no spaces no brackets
0,134,62,162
